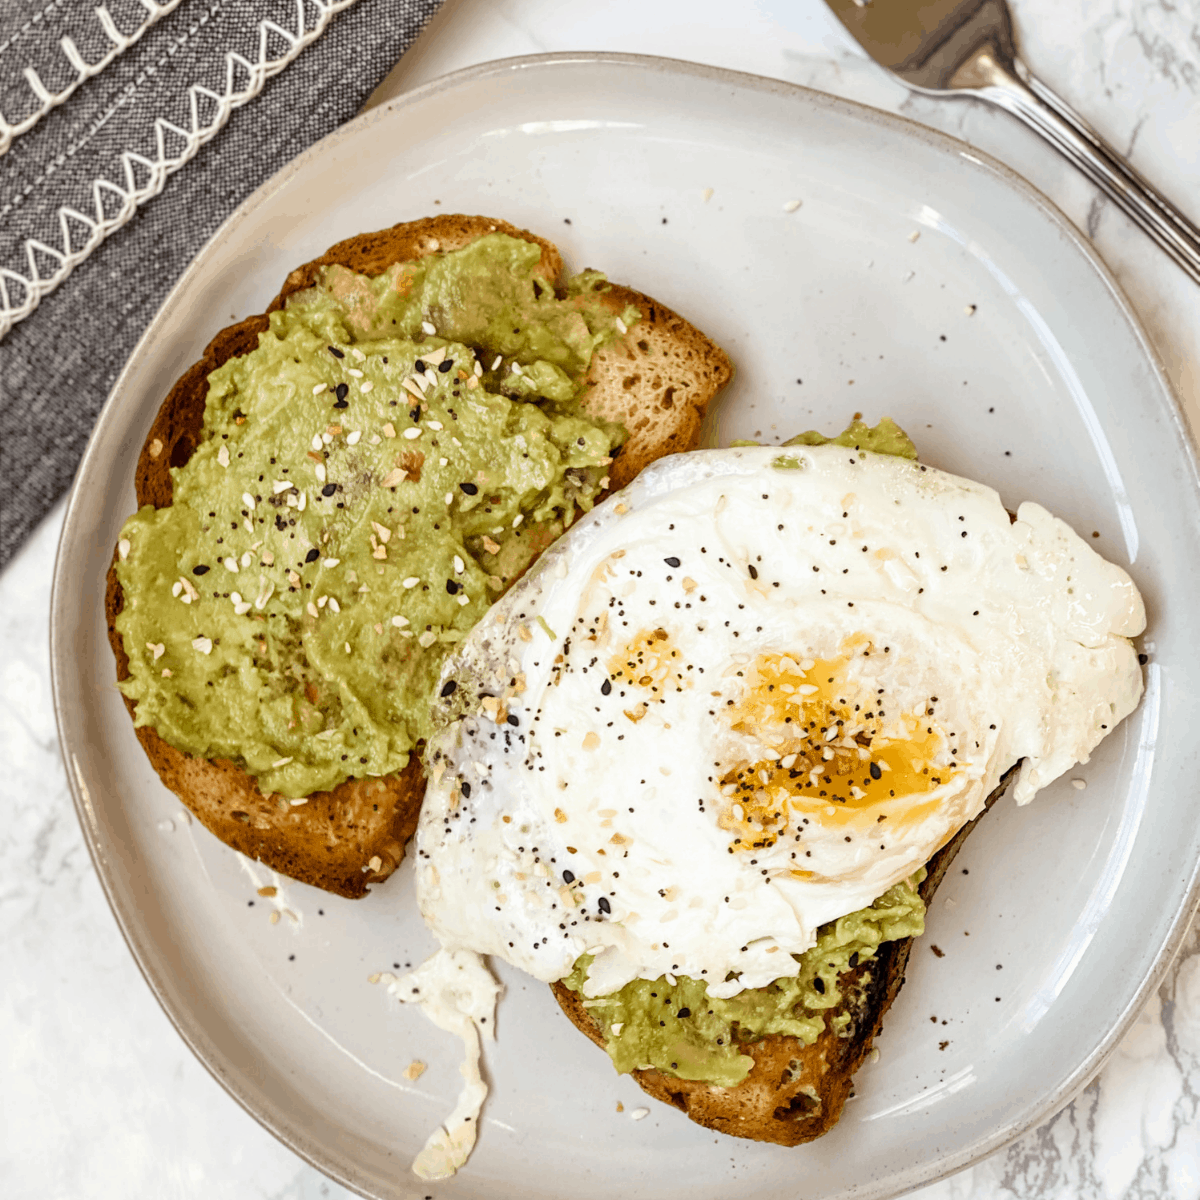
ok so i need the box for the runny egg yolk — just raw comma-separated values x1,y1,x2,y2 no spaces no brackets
607,628,692,722
717,647,961,854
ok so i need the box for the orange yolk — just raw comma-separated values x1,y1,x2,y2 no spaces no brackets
717,648,961,853
608,629,692,716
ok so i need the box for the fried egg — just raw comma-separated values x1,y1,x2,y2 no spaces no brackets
416,445,1145,999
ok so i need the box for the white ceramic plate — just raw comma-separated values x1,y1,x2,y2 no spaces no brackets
53,52,1200,1200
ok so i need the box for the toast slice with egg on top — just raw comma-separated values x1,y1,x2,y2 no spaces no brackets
105,214,731,899
550,765,1016,1145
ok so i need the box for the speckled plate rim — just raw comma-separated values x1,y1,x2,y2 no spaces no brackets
51,49,1200,1200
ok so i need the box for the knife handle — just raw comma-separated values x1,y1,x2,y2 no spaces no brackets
960,53,1200,285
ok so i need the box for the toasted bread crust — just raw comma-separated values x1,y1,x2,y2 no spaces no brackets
107,215,731,899
580,284,731,490
551,766,1017,1144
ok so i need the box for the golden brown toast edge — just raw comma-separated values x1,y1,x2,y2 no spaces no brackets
105,214,731,899
550,765,1017,1145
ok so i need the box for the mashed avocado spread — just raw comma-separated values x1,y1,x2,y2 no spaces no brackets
114,233,637,797
783,415,917,459
735,416,917,468
562,874,925,1088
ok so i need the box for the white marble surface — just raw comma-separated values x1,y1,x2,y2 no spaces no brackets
3,0,1199,1196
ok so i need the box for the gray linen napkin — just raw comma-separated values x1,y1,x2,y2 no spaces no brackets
0,0,443,568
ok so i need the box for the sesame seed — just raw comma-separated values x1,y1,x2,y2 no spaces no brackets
192,636,213,655
404,427,422,440
312,383,326,394
782,198,802,212
614,317,628,335
347,430,362,445
421,321,437,335
403,576,420,589
491,356,502,371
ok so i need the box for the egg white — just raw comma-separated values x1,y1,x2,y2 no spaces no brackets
416,445,1145,999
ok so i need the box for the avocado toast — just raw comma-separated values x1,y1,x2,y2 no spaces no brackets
551,766,1016,1146
106,214,732,898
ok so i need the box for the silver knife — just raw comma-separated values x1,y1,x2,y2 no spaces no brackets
825,0,1200,285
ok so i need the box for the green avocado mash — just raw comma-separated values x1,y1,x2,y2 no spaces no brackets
783,415,917,459
731,416,917,464
114,233,638,797
561,874,926,1088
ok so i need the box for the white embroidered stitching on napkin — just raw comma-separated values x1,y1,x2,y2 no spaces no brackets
0,0,187,158
0,0,361,341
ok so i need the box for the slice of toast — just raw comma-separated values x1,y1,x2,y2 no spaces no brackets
550,764,1017,1145
105,215,731,899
